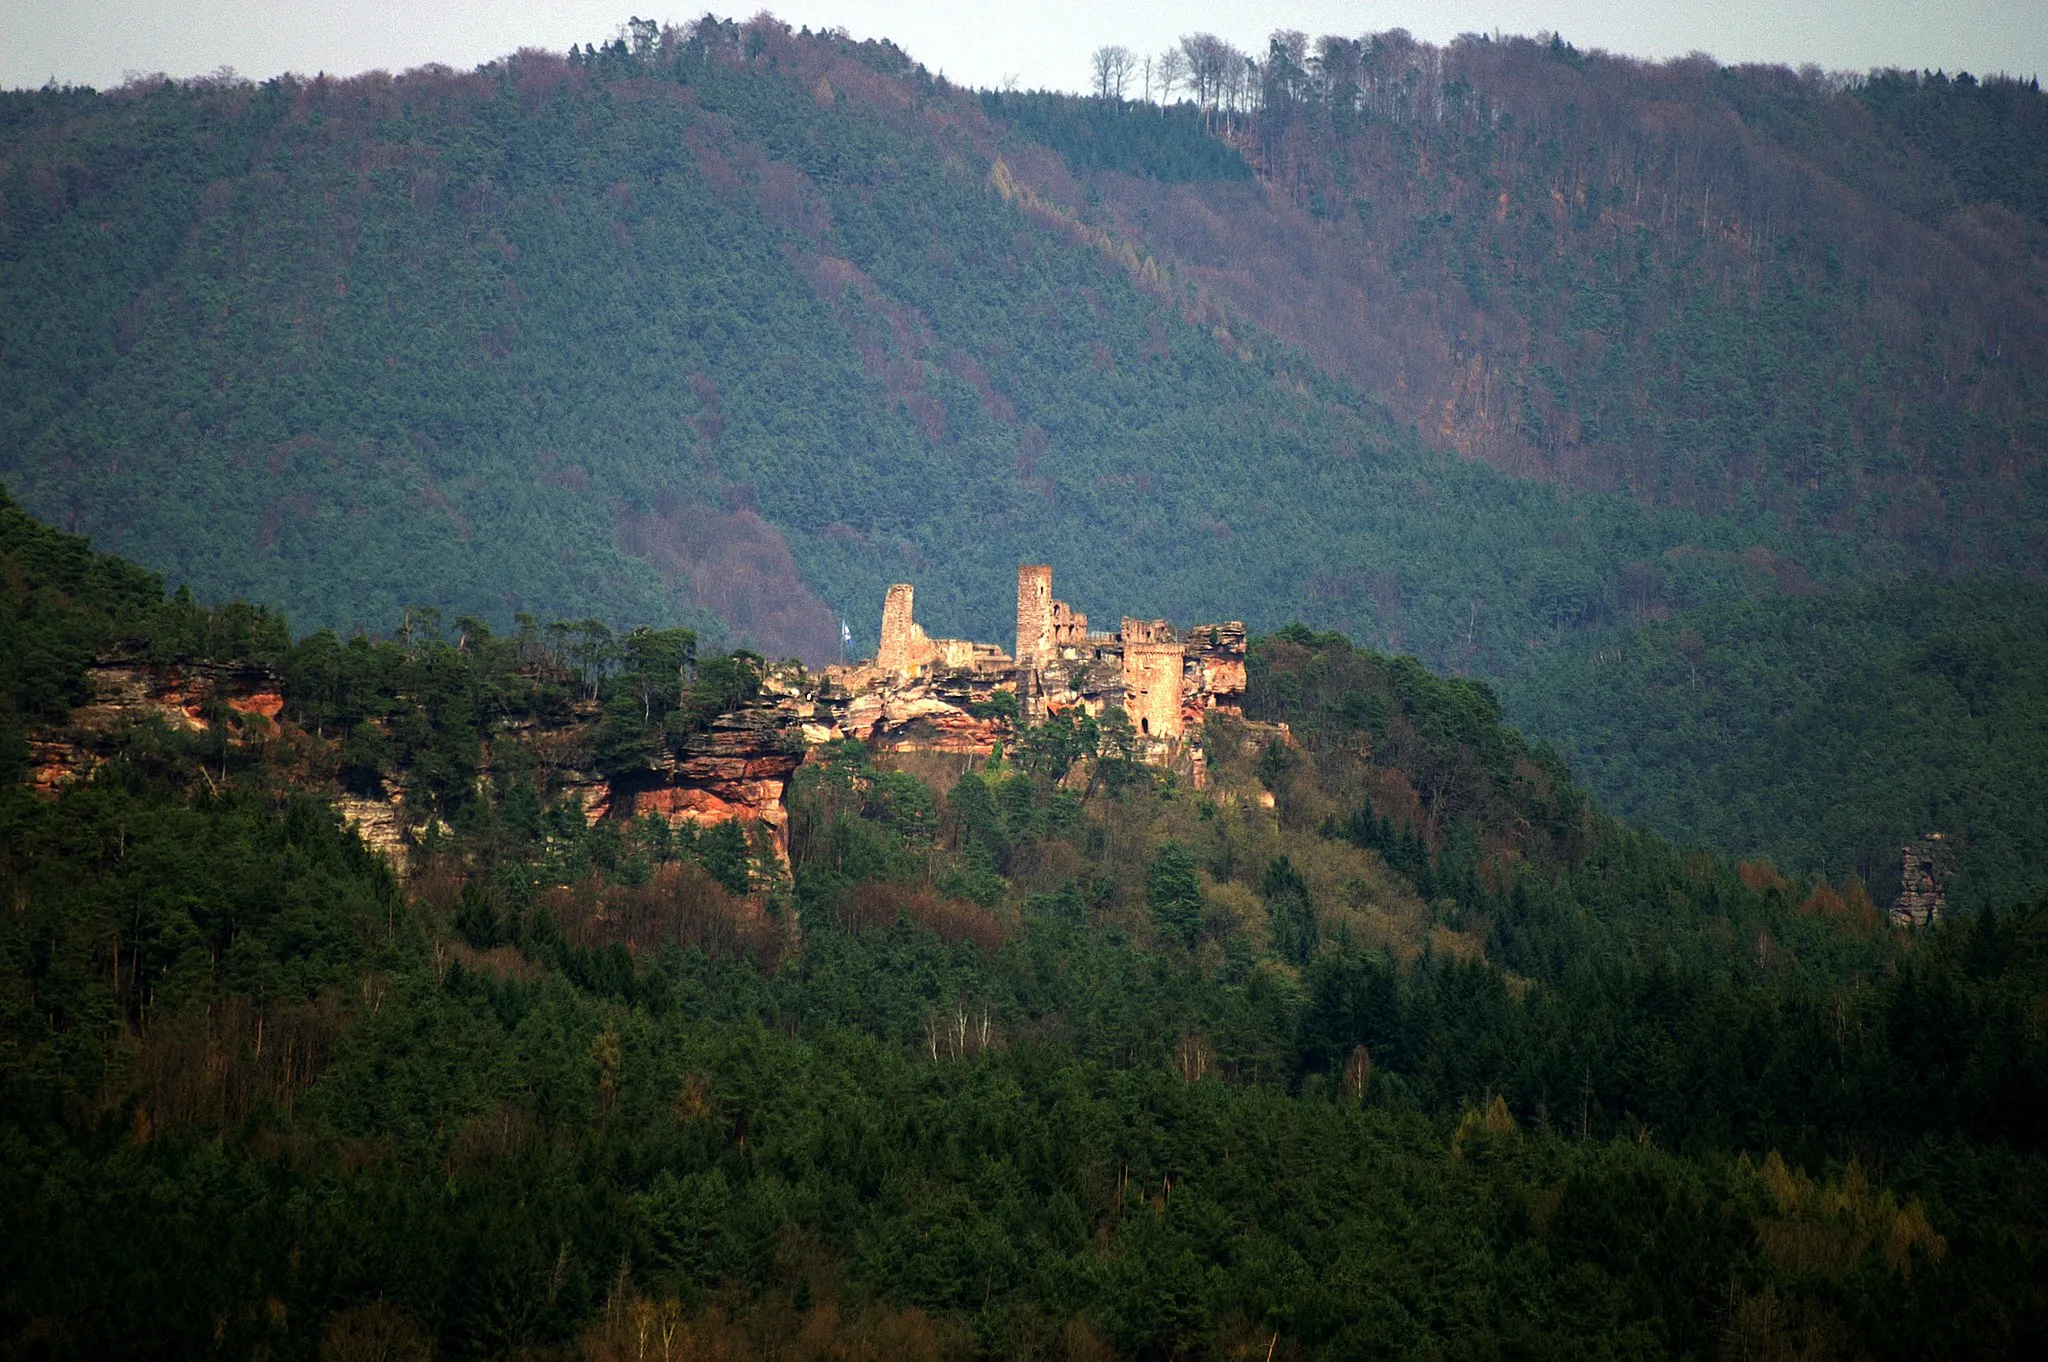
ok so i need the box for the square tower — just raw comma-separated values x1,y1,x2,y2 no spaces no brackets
1122,640,1186,741
1016,565,1053,668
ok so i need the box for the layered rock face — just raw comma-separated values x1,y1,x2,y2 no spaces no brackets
821,658,1013,755
26,658,815,877
28,661,286,796
1892,835,1948,928
616,701,808,856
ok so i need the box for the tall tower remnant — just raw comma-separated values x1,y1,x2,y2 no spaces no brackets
1016,565,1053,668
877,583,927,679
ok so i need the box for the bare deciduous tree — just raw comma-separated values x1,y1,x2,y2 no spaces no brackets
1181,32,1228,108
1090,44,1137,100
1154,47,1188,101
1179,33,1249,126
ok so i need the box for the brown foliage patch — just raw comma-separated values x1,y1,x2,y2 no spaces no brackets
447,1101,536,1175
583,1281,973,1362
1799,879,1883,934
1738,859,1790,895
1746,1151,1947,1283
843,881,1013,953
446,940,539,982
406,857,467,917
547,862,783,966
1008,836,1081,894
122,993,347,1141
1362,765,1430,845
322,1300,433,1362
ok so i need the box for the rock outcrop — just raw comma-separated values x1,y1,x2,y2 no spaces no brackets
25,563,1252,877
1892,834,1947,928
336,794,412,874
29,661,286,796
619,702,807,856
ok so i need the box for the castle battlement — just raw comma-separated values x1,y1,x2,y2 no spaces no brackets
833,564,1245,781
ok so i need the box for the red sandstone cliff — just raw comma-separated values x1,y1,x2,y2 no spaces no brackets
26,596,1250,876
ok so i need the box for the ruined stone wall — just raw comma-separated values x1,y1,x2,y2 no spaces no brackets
1050,599,1089,648
1123,641,1186,740
1185,622,1249,713
1121,617,1174,645
878,583,916,674
841,572,1247,768
964,642,1015,675
1016,565,1053,666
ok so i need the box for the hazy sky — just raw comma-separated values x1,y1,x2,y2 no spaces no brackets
3,0,2044,93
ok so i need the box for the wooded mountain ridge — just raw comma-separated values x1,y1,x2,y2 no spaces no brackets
3,16,2045,932
3,18,2042,661
5,476,2045,1360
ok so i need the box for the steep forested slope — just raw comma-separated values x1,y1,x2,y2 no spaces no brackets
9,22,2042,676
1507,578,2048,911
0,483,289,781
7,16,2048,896
0,31,1724,665
1044,36,2048,584
4,501,2045,1358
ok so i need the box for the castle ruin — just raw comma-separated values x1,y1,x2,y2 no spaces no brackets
876,583,928,678
825,564,1246,781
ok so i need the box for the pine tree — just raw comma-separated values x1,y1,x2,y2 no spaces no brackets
1149,840,1203,947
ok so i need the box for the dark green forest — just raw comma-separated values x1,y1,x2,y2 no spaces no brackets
1856,69,2048,226
6,480,2048,1359
4,21,2043,665
4,18,2045,891
1507,578,2048,914
2,26,1765,662
6,13,2048,1358
974,93,1254,183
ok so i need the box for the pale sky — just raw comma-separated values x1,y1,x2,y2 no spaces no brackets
2,0,2044,93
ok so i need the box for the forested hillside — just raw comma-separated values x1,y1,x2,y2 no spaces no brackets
5,495,2046,1358
6,20,2044,672
5,5,2048,1355
1045,34,2048,580
1507,577,2048,912
0,24,1745,668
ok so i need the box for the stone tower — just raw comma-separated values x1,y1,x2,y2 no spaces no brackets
877,583,920,678
1016,565,1053,668
1122,636,1186,741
